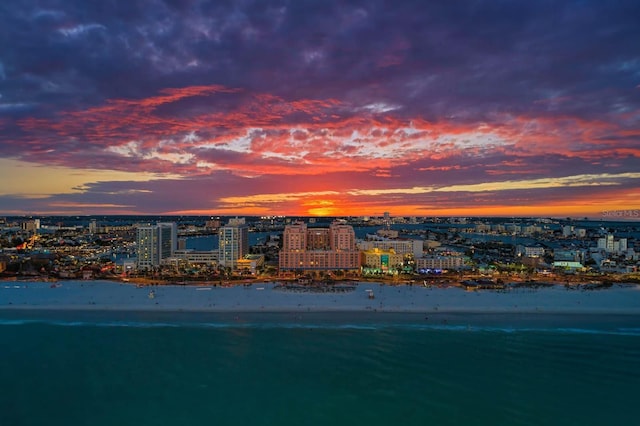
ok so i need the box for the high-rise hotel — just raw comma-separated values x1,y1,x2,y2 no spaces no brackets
136,222,178,270
218,218,249,269
279,221,360,272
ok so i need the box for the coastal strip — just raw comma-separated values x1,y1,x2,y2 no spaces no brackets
2,280,640,315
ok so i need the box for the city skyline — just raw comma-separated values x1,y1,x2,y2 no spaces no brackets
1,1,639,218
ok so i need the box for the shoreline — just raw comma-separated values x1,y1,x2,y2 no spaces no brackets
2,306,640,315
2,280,640,316
2,273,637,289
2,308,640,335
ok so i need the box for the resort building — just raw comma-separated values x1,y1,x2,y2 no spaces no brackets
279,221,360,273
136,222,178,270
361,248,405,274
552,261,585,271
236,254,265,274
173,249,218,265
416,254,467,271
516,245,545,258
218,218,249,269
357,236,424,258
597,234,627,254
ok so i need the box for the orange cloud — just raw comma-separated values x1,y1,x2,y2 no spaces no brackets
10,84,640,218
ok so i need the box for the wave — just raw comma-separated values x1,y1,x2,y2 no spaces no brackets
1,317,639,335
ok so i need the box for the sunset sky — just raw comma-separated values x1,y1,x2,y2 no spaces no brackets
1,0,639,217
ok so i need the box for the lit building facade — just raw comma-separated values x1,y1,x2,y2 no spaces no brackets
279,221,360,272
136,222,177,269
218,218,249,269
361,248,405,273
416,254,467,271
236,254,265,274
173,249,218,264
357,238,423,258
597,234,627,253
516,245,545,258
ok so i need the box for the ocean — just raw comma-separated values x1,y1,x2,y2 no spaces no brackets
1,311,639,426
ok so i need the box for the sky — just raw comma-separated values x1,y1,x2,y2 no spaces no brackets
0,0,639,218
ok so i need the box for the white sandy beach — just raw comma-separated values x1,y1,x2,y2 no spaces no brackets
2,280,640,314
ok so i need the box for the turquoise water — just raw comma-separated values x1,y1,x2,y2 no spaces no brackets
1,312,639,426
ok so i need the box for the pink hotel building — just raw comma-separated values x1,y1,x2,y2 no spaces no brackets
279,221,360,272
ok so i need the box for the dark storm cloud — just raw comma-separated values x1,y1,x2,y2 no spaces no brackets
2,0,638,120
1,0,639,215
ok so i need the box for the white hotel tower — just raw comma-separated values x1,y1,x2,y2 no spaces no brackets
218,218,249,269
136,222,178,270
